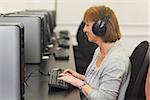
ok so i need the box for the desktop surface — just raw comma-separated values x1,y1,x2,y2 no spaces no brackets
24,45,80,100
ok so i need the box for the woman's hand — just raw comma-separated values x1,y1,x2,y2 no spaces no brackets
62,68,85,80
58,73,84,88
63,68,78,77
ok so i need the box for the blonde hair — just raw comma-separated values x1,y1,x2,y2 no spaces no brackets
83,5,121,42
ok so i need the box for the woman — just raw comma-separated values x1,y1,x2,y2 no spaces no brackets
58,5,131,100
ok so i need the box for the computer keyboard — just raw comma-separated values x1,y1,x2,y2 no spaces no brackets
48,68,70,90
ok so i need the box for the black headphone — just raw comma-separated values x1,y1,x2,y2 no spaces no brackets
92,6,112,36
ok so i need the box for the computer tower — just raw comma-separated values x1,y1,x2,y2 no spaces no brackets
0,16,42,64
0,23,24,100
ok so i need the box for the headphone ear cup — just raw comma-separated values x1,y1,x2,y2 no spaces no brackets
92,21,106,36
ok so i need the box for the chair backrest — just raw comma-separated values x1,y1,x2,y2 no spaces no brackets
76,21,97,59
73,21,97,74
125,41,150,100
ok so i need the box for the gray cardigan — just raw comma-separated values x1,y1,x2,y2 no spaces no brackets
82,40,131,100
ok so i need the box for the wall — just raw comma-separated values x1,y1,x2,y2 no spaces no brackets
0,0,55,13
57,0,148,26
56,0,149,34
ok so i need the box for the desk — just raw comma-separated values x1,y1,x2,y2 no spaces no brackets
24,45,80,100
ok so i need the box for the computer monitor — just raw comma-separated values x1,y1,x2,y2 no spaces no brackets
25,10,54,34
7,13,47,55
51,10,56,30
0,16,42,64
18,11,52,45
0,23,24,100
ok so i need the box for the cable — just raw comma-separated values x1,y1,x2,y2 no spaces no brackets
38,70,49,76
25,68,39,82
24,69,49,83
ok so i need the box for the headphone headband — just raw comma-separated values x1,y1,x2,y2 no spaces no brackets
99,6,112,27
92,6,112,36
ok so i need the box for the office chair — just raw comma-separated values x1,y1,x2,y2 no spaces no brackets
125,41,150,100
73,21,97,74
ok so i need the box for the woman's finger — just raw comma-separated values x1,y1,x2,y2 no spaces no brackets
63,69,72,74
58,73,64,77
57,77,63,80
58,73,69,77
58,76,68,82
63,69,70,73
